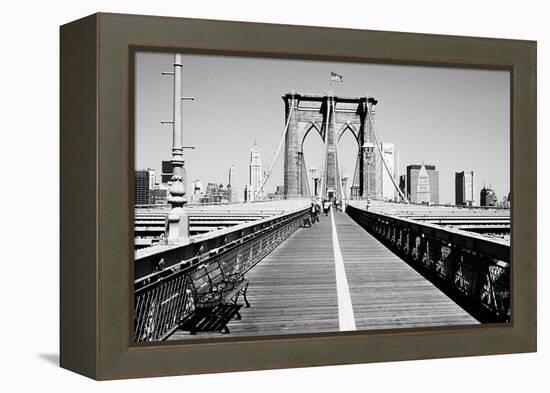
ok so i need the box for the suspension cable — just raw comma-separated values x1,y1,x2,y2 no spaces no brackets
255,97,295,197
319,99,330,200
366,107,409,203
332,100,346,204
303,154,312,197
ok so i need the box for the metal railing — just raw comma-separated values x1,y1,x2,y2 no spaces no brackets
134,207,309,342
346,205,510,323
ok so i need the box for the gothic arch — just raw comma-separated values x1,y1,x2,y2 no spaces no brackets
300,121,323,151
282,93,377,199
336,122,361,196
298,121,324,198
337,122,360,145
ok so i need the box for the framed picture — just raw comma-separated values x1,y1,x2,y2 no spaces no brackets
60,13,536,380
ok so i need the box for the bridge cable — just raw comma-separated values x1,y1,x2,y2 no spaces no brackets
319,99,330,199
366,107,409,204
301,152,312,197
332,99,346,206
255,97,295,198
306,156,312,197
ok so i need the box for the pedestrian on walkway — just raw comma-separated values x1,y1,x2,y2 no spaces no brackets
310,202,317,224
314,200,321,222
323,199,331,216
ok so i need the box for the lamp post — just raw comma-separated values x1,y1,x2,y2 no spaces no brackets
363,141,374,209
309,166,317,198
163,53,195,243
313,177,319,198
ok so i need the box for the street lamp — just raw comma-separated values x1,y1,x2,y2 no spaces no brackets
309,166,317,198
162,53,195,243
363,141,375,209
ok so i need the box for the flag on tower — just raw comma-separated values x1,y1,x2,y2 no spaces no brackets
330,72,343,82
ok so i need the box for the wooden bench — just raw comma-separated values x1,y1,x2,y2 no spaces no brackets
178,259,250,335
178,304,242,334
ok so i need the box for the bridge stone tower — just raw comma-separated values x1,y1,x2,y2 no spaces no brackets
282,93,379,200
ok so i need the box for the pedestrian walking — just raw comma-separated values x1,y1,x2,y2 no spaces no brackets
310,202,317,224
314,200,321,222
323,199,331,216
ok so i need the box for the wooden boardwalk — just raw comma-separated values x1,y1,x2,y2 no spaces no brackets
170,209,477,340
334,212,478,330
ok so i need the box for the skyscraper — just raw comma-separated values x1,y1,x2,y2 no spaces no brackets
416,165,431,203
134,170,150,205
228,165,236,202
147,169,156,191
406,164,439,204
248,142,263,201
455,171,475,206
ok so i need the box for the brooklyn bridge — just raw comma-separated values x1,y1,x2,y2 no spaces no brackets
133,55,510,342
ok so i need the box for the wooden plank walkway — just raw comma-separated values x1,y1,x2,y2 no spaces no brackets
333,211,478,330
169,209,477,340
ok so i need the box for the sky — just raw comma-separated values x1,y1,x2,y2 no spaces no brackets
135,51,510,205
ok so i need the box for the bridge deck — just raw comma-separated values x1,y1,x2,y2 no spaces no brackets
170,209,477,340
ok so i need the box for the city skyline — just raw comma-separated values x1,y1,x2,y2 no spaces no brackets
135,51,510,204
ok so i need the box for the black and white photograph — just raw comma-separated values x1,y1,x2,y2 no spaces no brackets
2,0,547,386
133,50,510,343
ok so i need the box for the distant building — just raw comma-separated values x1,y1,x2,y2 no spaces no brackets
134,170,150,205
190,180,204,203
247,142,263,201
480,187,498,207
406,164,439,204
157,183,170,204
147,169,156,190
200,182,230,204
205,182,218,195
379,142,397,201
267,185,285,200
193,180,204,194
455,171,475,206
341,174,349,200
226,184,232,201
497,194,511,208
150,186,168,205
228,166,236,202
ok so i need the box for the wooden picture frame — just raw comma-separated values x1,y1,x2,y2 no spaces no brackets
60,12,537,380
